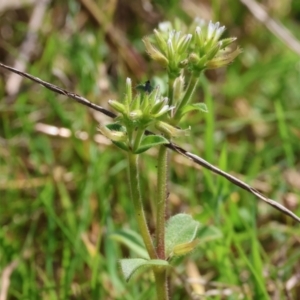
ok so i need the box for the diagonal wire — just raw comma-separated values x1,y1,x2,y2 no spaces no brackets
240,0,300,56
0,62,299,223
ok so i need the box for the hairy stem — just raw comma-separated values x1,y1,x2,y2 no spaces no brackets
133,128,145,152
156,145,168,259
154,269,168,300
168,76,175,106
127,152,157,259
154,145,169,299
174,74,199,120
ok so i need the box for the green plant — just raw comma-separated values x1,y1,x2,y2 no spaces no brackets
99,19,241,299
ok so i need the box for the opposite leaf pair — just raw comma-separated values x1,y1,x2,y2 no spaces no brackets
118,214,222,281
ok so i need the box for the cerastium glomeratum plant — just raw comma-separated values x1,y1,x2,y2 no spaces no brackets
99,19,242,300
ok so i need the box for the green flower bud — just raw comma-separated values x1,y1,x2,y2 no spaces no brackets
143,38,169,67
188,52,208,72
141,94,150,111
188,53,201,64
219,37,237,49
150,96,168,115
166,39,175,65
125,77,132,109
155,121,190,138
154,29,168,52
177,34,192,54
129,109,143,120
173,75,185,105
214,24,226,42
173,30,181,46
98,125,127,142
108,100,126,114
130,94,142,111
195,26,205,53
206,47,242,69
206,42,221,60
147,86,160,104
144,19,240,76
208,21,225,43
153,104,174,118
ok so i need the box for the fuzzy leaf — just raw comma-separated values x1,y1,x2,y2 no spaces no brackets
181,103,208,115
165,214,200,258
120,258,169,281
110,229,149,259
134,135,169,154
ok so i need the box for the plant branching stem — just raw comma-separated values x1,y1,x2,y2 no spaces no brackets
168,76,175,106
127,152,157,259
174,75,199,120
133,128,145,152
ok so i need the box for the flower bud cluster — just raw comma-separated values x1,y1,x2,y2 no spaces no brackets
143,24,192,78
143,19,241,75
99,78,187,148
108,78,174,129
99,19,241,150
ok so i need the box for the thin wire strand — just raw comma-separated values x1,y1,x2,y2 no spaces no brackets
1,62,299,223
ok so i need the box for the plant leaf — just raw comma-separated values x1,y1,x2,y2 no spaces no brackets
120,258,170,281
181,103,208,115
165,214,200,258
110,229,149,259
106,123,127,132
134,135,169,154
111,141,129,151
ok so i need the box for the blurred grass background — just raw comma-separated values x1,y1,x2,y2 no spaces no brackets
1,0,300,299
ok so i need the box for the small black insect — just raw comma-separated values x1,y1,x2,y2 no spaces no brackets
136,80,154,93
